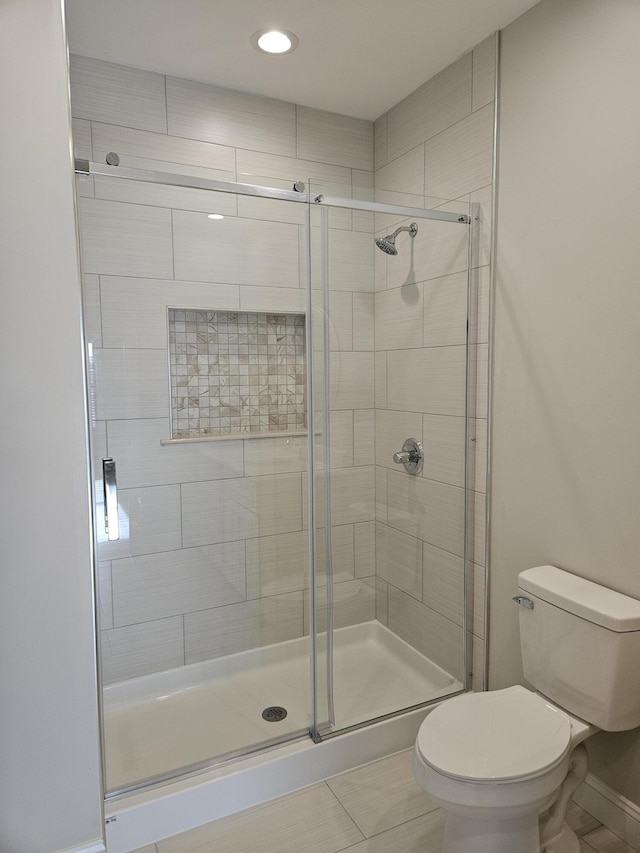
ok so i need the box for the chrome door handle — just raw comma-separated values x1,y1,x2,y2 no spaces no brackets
392,438,424,475
102,458,120,541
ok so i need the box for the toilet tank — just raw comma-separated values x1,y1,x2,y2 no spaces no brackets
517,565,640,731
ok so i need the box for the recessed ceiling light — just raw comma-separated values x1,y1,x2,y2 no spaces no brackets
207,213,224,220
251,29,299,55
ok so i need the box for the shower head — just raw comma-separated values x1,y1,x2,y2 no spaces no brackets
374,222,418,255
375,234,398,255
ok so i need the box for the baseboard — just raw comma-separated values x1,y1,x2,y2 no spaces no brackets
574,772,640,849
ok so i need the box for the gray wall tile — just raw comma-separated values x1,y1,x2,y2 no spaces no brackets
374,113,387,170
375,284,424,351
388,587,464,680
330,352,374,409
329,229,375,292
107,419,244,488
386,54,472,162
422,414,465,487
304,578,375,633
354,522,375,578
387,346,467,416
70,55,167,133
424,104,494,199
376,523,422,600
387,469,464,557
173,211,300,287
423,543,464,625
472,34,497,112
96,485,182,561
72,117,92,159
101,616,184,684
100,276,239,349
184,593,304,663
296,106,373,171
166,77,296,156
375,145,424,195
91,121,236,173
112,542,246,627
78,197,173,278
92,348,168,421
181,474,303,547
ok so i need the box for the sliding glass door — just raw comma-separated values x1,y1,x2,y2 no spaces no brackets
78,167,323,793
76,162,474,794
308,185,474,737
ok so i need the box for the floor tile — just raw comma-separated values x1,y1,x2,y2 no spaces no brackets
342,810,445,853
582,826,639,853
156,782,364,853
567,802,602,837
326,749,438,838
136,744,616,853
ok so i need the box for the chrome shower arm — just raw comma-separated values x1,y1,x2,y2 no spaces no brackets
391,223,418,239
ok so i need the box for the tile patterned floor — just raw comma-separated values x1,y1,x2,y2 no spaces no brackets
131,749,639,853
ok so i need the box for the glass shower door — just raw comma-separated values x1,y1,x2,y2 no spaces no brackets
76,156,475,793
77,166,320,794
308,184,474,737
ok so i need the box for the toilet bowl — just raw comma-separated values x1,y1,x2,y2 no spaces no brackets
412,566,640,853
413,686,594,853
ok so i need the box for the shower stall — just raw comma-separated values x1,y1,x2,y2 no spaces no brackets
75,157,478,802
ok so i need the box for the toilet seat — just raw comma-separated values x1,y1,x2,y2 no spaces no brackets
416,685,572,783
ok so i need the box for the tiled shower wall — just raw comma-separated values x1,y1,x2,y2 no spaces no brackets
71,55,377,683
372,36,494,689
72,42,492,688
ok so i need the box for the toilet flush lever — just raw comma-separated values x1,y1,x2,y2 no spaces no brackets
513,595,534,610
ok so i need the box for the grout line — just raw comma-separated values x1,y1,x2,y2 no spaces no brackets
243,539,248,602
350,292,354,352
162,74,169,134
170,208,176,281
322,780,368,842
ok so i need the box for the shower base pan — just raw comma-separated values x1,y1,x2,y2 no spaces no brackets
104,620,462,852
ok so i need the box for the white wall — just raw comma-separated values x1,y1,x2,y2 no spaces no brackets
0,1,104,850
491,0,640,804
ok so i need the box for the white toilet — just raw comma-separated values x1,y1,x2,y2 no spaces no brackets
413,565,640,853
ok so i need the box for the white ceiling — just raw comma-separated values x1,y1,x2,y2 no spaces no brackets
65,0,539,120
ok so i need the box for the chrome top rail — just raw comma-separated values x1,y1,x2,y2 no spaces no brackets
74,159,310,204
74,159,470,223
312,193,470,224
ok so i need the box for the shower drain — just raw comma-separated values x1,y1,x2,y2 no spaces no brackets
262,705,288,722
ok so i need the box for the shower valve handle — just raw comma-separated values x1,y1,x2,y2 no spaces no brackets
392,438,424,475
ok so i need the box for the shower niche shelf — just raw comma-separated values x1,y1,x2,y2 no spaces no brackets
168,308,307,440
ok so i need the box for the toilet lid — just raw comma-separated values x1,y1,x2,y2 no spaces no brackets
416,686,572,782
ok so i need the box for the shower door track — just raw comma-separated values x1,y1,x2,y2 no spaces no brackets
74,159,470,223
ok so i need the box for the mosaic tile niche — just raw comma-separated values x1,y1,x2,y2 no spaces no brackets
169,309,307,438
